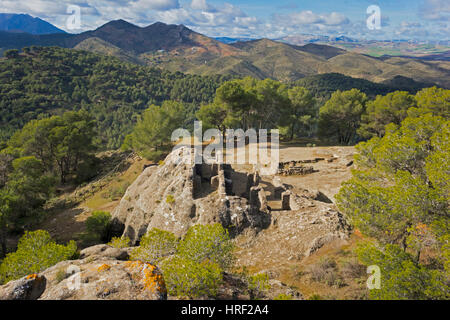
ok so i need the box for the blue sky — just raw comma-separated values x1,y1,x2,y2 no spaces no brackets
0,0,448,40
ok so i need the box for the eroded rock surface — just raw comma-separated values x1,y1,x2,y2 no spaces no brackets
0,246,166,300
235,184,351,272
0,274,46,300
111,147,271,244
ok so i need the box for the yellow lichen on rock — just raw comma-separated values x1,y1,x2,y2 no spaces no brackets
26,274,38,280
125,261,166,295
142,265,165,293
97,264,111,272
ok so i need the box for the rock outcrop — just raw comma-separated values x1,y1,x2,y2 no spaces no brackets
0,274,46,300
111,147,271,244
235,183,351,272
0,246,166,300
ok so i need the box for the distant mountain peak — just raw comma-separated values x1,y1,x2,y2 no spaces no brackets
0,13,66,35
97,19,140,30
145,21,190,32
150,21,170,27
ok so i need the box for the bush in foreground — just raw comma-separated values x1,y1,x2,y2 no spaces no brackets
130,228,178,263
0,230,77,284
160,255,223,298
108,236,130,249
178,224,234,270
134,223,234,298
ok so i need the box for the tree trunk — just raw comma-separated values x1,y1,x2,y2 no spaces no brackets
58,160,66,184
290,123,295,141
401,237,408,251
0,227,7,258
415,249,421,263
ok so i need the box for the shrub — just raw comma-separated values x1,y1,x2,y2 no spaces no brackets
165,195,175,204
0,230,77,284
340,258,366,279
309,257,336,281
309,257,345,287
55,268,69,283
4,49,19,59
247,273,270,300
160,255,223,298
108,236,130,249
357,242,449,300
109,182,130,200
85,211,111,242
130,228,178,263
178,224,234,270
274,293,293,300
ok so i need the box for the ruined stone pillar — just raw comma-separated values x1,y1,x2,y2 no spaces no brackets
258,187,269,213
250,186,269,213
217,169,227,196
253,170,260,186
211,175,219,191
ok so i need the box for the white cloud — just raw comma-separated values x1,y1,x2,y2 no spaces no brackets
151,1,261,36
131,0,179,11
0,0,445,40
190,0,214,12
324,12,349,26
273,10,349,27
0,0,259,35
420,0,450,20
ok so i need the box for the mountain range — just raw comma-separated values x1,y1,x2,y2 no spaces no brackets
0,13,66,35
0,15,449,88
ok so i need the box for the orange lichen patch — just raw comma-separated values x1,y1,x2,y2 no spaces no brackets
26,274,38,280
414,223,430,236
125,261,166,294
97,264,111,272
354,229,363,238
142,265,166,294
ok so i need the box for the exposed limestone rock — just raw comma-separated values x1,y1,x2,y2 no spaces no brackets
39,259,166,300
111,147,271,244
306,190,333,204
266,279,302,300
305,233,340,256
0,274,46,300
79,244,130,261
0,245,166,300
235,194,351,272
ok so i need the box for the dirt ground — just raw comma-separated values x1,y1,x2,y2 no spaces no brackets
278,146,355,201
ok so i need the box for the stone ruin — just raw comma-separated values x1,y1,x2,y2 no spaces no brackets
110,146,350,257
277,156,339,176
110,147,273,244
278,159,318,176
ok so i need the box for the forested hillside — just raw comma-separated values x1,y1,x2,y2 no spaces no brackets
294,73,429,101
1,21,448,88
0,47,229,149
